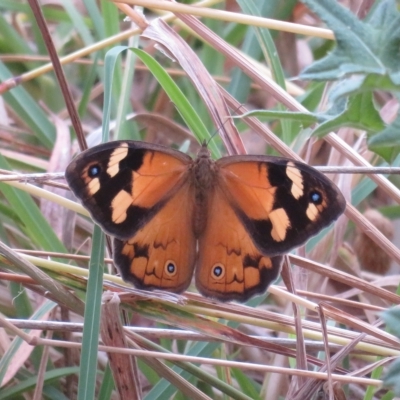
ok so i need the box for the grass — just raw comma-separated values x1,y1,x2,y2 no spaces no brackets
0,0,400,399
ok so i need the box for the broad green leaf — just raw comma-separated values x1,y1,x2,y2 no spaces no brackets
238,91,385,140
313,92,385,137
301,0,400,90
382,307,400,395
369,114,400,163
384,360,400,395
382,308,400,336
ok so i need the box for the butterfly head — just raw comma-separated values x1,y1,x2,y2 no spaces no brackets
197,141,212,159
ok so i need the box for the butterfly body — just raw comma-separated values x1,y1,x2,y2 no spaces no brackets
66,140,346,302
187,144,217,237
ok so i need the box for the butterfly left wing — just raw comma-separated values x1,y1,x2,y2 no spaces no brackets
216,156,346,256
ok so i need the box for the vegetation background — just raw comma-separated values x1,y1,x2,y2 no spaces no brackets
1,0,400,399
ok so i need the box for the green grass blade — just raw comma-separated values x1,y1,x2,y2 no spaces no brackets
0,156,66,252
82,0,104,39
0,301,57,387
0,63,55,148
0,367,79,399
129,48,209,141
77,226,105,400
97,364,115,400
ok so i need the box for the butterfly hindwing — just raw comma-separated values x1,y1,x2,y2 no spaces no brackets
65,141,191,240
196,188,283,302
217,156,346,256
113,185,197,293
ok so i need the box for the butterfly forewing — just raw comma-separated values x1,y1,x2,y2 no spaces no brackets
217,156,346,256
65,141,191,240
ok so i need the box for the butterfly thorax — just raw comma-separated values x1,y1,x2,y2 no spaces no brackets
190,144,218,237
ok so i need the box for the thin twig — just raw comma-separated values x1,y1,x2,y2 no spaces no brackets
0,171,65,182
0,166,399,185
316,166,400,174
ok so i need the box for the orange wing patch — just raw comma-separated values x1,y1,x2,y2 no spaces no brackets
130,151,188,209
196,189,282,302
107,151,189,230
114,185,196,293
219,162,276,220
217,157,346,257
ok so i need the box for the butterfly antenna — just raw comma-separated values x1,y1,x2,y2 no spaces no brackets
206,103,245,147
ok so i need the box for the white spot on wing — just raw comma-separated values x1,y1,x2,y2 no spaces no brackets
306,203,319,221
269,208,290,242
88,177,100,195
111,189,133,223
286,162,304,199
107,143,129,177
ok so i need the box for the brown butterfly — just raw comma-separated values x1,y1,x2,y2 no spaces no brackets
65,141,346,302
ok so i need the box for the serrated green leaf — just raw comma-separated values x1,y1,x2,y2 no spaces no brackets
241,91,385,140
300,0,400,89
328,73,400,99
368,114,400,163
313,91,385,137
382,308,400,336
384,358,400,394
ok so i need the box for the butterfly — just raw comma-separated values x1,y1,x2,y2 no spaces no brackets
65,140,346,302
